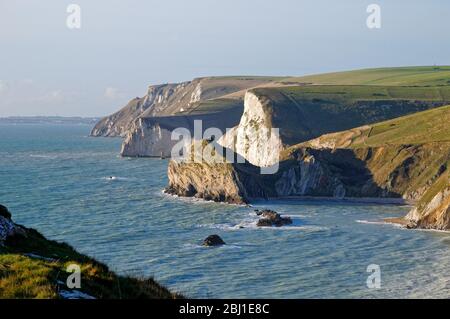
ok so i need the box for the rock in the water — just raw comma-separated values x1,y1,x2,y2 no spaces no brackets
0,204,11,220
203,235,226,246
256,209,292,227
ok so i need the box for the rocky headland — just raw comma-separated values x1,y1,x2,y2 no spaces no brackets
93,67,450,231
166,103,450,230
91,77,280,157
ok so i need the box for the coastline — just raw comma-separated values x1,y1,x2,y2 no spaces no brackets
250,196,413,206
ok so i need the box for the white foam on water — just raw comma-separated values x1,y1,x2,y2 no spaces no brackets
160,190,247,207
183,243,204,249
285,214,307,218
416,228,450,234
355,219,406,230
29,154,58,159
102,176,140,181
183,243,242,250
197,217,328,232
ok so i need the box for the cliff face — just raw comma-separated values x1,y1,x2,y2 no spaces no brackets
406,174,450,230
218,91,283,167
167,143,449,204
166,103,450,229
120,118,174,158
91,77,281,157
90,77,279,136
90,83,189,137
166,160,252,204
120,103,244,157
93,74,450,160
217,87,447,167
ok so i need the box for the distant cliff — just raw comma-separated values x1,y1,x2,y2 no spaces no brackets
120,102,243,157
91,68,450,159
90,77,281,157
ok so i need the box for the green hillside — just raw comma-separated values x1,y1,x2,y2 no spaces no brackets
362,105,450,146
297,104,450,149
194,66,450,87
281,66,450,86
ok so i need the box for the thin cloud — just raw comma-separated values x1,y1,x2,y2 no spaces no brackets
0,80,9,94
104,87,125,100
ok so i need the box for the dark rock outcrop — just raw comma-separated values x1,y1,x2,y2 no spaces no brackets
0,204,11,219
255,210,293,227
0,205,27,243
202,235,226,247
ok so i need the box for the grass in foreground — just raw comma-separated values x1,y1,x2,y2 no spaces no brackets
0,224,182,299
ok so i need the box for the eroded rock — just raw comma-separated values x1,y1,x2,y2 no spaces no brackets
255,209,293,227
203,235,226,247
0,204,11,220
0,205,27,243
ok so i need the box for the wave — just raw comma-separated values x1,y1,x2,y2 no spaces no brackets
355,219,405,229
101,176,138,181
196,218,328,232
160,190,248,207
29,154,59,159
416,228,450,234
183,243,242,250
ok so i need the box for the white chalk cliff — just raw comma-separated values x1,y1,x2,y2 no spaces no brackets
218,91,283,167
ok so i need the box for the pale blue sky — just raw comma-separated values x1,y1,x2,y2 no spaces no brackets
1,0,449,117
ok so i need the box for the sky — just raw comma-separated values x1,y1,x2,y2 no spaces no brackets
1,0,450,117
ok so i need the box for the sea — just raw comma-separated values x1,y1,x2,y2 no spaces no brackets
0,123,449,298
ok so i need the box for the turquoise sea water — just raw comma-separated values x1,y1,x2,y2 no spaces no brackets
0,123,449,298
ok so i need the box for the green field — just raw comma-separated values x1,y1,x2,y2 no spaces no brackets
281,66,450,86
363,105,450,146
276,84,450,102
295,104,450,149
187,98,244,115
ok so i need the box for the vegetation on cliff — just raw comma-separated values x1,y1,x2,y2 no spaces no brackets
0,205,181,299
281,66,450,86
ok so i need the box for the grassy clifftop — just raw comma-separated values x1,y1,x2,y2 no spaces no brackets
0,207,181,299
281,66,450,86
296,104,450,149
